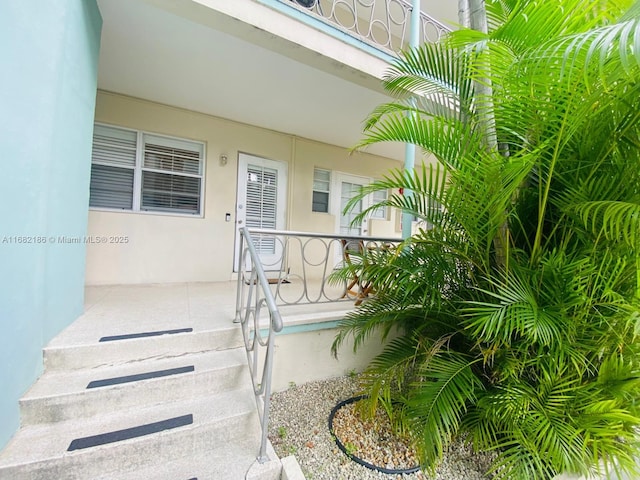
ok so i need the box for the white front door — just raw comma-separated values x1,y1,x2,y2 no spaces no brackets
332,173,371,237
235,153,287,271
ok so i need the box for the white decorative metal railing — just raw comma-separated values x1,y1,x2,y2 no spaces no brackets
234,227,401,463
283,0,450,53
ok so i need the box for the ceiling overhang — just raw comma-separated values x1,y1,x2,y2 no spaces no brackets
96,0,413,160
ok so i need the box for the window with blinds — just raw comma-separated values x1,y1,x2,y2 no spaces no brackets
89,124,204,215
90,125,136,209
312,168,330,213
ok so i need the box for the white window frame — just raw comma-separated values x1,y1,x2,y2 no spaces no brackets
312,167,331,213
90,123,206,217
370,189,389,220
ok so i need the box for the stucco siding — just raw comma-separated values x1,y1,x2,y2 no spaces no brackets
0,0,102,449
87,91,403,284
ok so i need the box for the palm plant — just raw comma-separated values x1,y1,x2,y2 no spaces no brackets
331,0,640,478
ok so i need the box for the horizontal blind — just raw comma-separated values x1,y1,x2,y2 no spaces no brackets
141,171,201,214
246,166,278,254
90,165,135,209
313,168,330,191
143,134,202,175
141,134,203,214
90,125,136,209
92,125,137,167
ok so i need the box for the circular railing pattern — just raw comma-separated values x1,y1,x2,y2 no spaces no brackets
289,0,450,53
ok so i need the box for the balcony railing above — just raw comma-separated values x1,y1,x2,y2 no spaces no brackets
283,0,450,54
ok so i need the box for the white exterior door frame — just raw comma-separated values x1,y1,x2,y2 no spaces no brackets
234,153,288,272
331,172,372,237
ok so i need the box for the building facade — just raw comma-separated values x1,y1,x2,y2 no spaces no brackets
0,0,456,449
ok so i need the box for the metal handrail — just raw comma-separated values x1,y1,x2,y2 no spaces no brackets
234,227,402,463
246,227,401,242
282,0,451,54
235,227,283,463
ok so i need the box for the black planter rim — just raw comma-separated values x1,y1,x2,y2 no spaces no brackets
328,395,421,475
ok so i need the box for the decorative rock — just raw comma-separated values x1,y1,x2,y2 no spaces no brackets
330,397,420,473
268,375,495,479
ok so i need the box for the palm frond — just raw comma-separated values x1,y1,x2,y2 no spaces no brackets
357,111,477,168
463,270,566,347
342,162,450,227
334,1,640,476
574,200,640,248
383,42,474,118
330,297,422,358
356,333,427,420
408,353,484,469
528,17,640,84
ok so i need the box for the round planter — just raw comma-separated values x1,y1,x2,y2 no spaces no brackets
328,395,421,475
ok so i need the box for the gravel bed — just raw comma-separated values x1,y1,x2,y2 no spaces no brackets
268,375,495,480
331,398,420,472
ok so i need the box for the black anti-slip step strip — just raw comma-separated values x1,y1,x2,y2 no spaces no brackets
99,328,193,342
67,414,193,451
86,365,195,389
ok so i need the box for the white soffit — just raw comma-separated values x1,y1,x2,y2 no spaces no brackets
96,0,410,161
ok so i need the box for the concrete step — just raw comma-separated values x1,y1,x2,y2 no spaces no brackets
43,326,243,371
93,439,282,480
20,347,249,425
0,386,260,480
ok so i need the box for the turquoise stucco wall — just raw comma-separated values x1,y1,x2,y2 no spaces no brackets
0,0,102,449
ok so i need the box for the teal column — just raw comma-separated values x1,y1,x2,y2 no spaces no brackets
0,0,102,449
401,0,421,239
